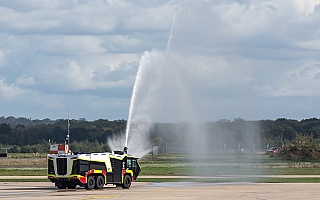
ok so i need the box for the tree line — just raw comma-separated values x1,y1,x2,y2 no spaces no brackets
0,117,126,153
0,116,320,153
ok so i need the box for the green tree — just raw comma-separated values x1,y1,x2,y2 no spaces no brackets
0,123,12,145
20,145,32,153
10,145,20,153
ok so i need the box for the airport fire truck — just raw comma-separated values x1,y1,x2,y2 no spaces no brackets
47,114,140,189
47,145,141,189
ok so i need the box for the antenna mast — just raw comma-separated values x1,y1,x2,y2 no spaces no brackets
66,111,70,145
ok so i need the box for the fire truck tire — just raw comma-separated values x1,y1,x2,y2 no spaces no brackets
122,175,131,189
66,182,77,189
55,181,67,189
85,176,95,190
95,176,104,189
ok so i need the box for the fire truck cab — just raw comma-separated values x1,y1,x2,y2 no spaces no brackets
47,149,141,189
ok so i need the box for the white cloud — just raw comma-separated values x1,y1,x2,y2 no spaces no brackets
48,60,95,91
103,35,140,53
271,61,320,96
39,36,106,55
0,77,26,100
296,39,320,50
182,55,253,86
0,6,60,31
41,58,138,92
0,76,68,112
123,2,177,31
293,0,320,16
1,0,320,121
15,75,36,87
215,1,275,37
0,0,178,35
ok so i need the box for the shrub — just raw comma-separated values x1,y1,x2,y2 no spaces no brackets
276,133,320,161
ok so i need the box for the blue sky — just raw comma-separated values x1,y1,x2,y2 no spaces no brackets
1,0,320,122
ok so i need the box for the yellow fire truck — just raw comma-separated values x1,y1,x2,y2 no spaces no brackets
47,147,141,189
47,114,140,189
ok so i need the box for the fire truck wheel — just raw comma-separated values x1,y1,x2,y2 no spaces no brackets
85,176,95,190
66,182,77,189
55,181,66,189
122,175,131,189
95,176,104,189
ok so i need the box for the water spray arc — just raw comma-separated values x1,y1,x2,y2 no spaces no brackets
124,63,144,150
166,12,177,53
124,11,178,155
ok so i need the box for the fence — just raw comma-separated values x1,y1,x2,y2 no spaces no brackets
152,144,265,155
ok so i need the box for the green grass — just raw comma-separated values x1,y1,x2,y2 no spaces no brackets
139,154,320,176
0,166,318,177
141,166,320,176
0,168,47,176
5,153,48,158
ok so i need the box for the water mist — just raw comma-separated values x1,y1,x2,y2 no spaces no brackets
109,11,179,158
109,2,262,179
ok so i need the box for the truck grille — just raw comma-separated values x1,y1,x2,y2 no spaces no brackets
57,158,67,175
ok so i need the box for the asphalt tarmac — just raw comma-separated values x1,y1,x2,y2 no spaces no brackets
0,181,320,200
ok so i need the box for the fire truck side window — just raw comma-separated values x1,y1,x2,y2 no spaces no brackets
127,158,132,169
126,158,137,171
132,159,137,171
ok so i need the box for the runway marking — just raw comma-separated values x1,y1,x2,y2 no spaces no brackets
82,196,121,199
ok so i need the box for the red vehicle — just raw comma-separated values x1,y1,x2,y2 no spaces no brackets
266,147,281,156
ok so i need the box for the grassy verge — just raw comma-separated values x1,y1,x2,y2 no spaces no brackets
1,153,320,183
2,166,318,177
5,153,48,158
0,168,47,176
139,154,320,176
140,166,320,176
